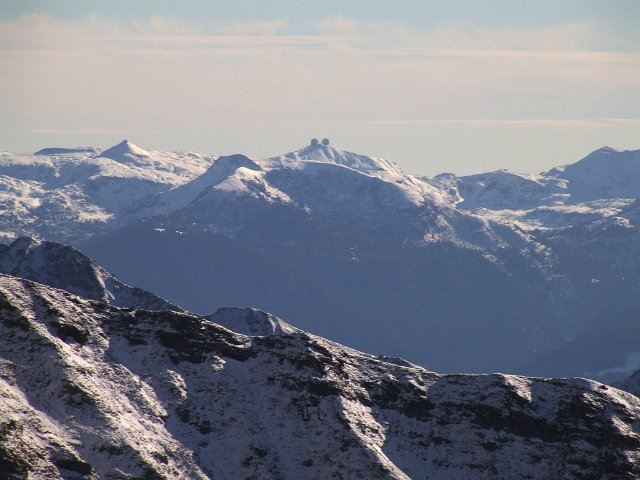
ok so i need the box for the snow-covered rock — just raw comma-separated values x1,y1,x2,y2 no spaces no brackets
0,236,179,311
209,307,300,336
1,273,639,479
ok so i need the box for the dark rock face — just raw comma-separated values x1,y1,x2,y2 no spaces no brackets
0,237,180,311
1,273,639,479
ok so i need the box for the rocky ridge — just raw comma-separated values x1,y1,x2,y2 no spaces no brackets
0,236,179,311
1,273,640,479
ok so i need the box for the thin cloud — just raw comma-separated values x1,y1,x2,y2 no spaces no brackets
132,15,201,35
2,14,639,61
2,13,638,172
216,20,288,36
0,128,169,135
366,118,640,127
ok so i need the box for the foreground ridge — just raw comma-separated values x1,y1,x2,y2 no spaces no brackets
1,273,639,479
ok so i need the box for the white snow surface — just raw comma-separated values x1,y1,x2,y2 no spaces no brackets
209,307,300,336
5,140,627,254
1,273,640,479
423,147,640,231
136,143,539,255
0,141,214,242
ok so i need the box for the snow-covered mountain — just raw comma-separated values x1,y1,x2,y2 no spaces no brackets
3,141,640,379
0,236,180,311
78,142,561,373
416,146,640,380
0,140,214,242
424,147,640,232
2,272,639,479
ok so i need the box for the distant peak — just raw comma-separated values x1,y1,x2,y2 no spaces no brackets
35,147,99,156
209,307,300,336
272,142,404,176
99,139,150,162
204,154,262,175
575,146,624,164
9,236,41,251
594,146,619,154
297,142,341,158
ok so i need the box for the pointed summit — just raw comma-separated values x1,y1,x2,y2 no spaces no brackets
99,139,151,163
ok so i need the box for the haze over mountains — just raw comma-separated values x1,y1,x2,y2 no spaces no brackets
2,140,640,382
3,139,640,478
2,271,640,479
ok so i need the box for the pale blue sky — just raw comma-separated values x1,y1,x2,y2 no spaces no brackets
2,1,639,174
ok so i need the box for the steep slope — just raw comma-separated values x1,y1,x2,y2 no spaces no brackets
0,236,179,311
1,273,639,479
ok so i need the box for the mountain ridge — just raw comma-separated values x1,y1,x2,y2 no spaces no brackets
2,272,639,479
2,141,640,380
0,236,180,311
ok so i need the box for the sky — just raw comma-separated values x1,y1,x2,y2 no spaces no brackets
1,0,639,175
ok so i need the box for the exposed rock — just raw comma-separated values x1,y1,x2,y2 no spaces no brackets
0,237,180,311
1,273,639,479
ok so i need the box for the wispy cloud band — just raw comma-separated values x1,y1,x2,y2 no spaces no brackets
366,118,640,127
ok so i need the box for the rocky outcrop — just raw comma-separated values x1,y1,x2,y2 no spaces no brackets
0,237,180,311
1,273,638,479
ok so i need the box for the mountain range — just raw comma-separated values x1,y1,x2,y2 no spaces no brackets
2,140,640,382
2,267,639,479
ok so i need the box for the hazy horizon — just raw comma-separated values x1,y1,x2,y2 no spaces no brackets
2,0,639,175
